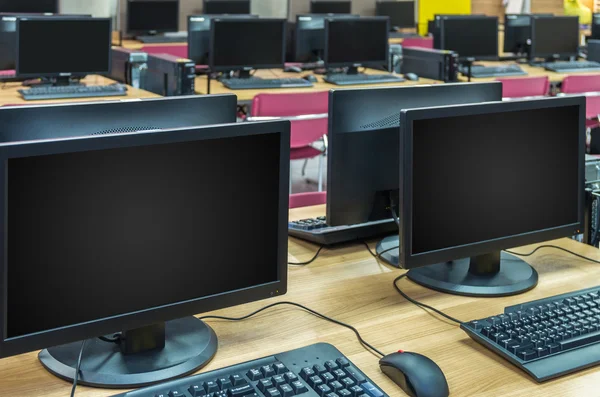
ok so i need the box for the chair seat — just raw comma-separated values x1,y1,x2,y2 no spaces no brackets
289,192,327,209
290,146,322,160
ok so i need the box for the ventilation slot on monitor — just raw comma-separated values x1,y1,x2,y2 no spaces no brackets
360,114,400,130
92,126,161,136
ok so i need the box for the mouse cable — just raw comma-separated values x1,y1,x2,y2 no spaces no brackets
70,339,88,397
198,301,385,358
504,244,600,264
288,246,324,266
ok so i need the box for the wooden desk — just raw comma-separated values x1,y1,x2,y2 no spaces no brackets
0,75,159,106
2,204,600,396
196,69,440,103
457,61,600,84
120,39,187,50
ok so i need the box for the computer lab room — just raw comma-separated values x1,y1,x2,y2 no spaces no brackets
3,0,600,396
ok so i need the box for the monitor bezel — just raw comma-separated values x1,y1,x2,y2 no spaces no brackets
323,16,389,69
375,0,415,29
0,120,290,358
310,0,352,14
0,0,58,14
439,15,499,61
398,97,586,269
202,0,251,15
126,0,180,36
530,15,579,60
592,13,600,40
15,16,112,78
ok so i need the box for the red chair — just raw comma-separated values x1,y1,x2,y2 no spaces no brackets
401,37,433,49
562,74,600,94
496,76,549,98
251,92,329,193
289,192,327,209
141,45,188,59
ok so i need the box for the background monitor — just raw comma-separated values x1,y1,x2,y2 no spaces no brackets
16,17,111,79
438,15,498,60
188,14,257,66
376,0,415,30
592,13,600,40
126,0,179,35
209,18,286,73
326,82,503,229
530,15,579,60
397,97,585,296
203,0,251,14
310,0,351,14
503,13,552,55
0,119,290,388
324,17,389,69
0,0,57,13
294,13,358,63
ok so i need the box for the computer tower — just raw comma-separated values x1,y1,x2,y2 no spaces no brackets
145,53,196,96
110,47,148,88
401,47,458,82
588,40,600,63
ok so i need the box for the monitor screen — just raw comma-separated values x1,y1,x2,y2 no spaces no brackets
404,101,582,260
0,0,57,13
203,0,251,14
127,0,179,34
6,128,283,339
440,16,498,60
376,1,414,29
310,1,351,14
325,18,388,67
17,18,111,77
531,16,579,58
210,19,285,70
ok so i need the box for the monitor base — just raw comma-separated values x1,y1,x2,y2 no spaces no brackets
407,252,538,297
38,316,218,389
376,235,400,267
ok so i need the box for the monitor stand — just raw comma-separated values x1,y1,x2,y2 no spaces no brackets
38,316,218,389
376,236,538,297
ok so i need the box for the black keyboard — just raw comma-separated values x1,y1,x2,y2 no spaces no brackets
323,74,405,86
19,84,128,100
388,32,421,39
541,61,600,73
109,343,387,397
288,217,397,245
462,285,600,382
138,35,188,43
460,64,527,78
220,77,313,90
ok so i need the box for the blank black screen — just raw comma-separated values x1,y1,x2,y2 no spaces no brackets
18,19,110,75
0,0,57,13
7,133,281,338
204,0,250,14
211,20,284,69
311,1,351,14
411,106,580,255
532,17,579,57
441,17,497,59
127,0,178,32
376,1,414,28
326,19,388,65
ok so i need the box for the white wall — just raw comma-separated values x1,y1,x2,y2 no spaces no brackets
60,0,118,17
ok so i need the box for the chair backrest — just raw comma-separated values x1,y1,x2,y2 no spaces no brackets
289,191,327,209
251,92,329,148
497,76,549,98
0,70,15,76
401,37,433,49
141,45,189,59
586,95,600,120
562,74,600,94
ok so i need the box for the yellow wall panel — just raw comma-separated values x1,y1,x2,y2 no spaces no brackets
418,0,471,35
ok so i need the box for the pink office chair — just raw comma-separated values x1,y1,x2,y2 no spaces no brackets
141,45,189,59
562,75,600,128
496,76,549,98
401,37,433,49
289,192,327,209
251,92,329,193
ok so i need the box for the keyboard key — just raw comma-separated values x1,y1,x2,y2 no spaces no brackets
344,367,365,384
560,330,600,350
360,383,383,397
547,343,561,354
272,376,286,386
284,372,298,383
308,375,324,388
247,369,262,381
329,381,344,391
190,385,207,397
205,381,220,393
341,377,355,388
349,385,364,397
258,379,274,392
274,363,288,374
228,385,255,397
324,360,339,371
336,358,350,368
326,393,340,397
265,387,282,397
218,377,233,390
230,375,246,386
469,320,484,330
262,366,276,378
322,372,334,383
332,369,346,380
536,347,549,357
169,391,185,397
279,384,294,397
317,384,332,397
519,350,538,361
300,368,315,380
338,389,352,397
291,381,308,394
313,364,326,374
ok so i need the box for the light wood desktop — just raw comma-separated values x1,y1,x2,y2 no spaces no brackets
0,75,159,106
457,61,600,84
1,205,600,396
120,39,187,50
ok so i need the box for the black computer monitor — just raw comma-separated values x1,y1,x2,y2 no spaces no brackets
209,18,286,75
530,15,579,60
294,13,359,63
438,15,498,60
0,119,290,388
16,17,111,81
431,14,484,52
324,17,389,71
0,94,237,142
396,97,585,296
203,0,251,14
503,13,552,55
310,1,351,14
592,13,600,40
376,0,415,30
126,0,179,36
187,14,257,66
0,0,57,13
326,82,503,230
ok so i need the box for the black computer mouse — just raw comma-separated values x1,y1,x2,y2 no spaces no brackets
379,351,449,397
404,73,419,81
303,74,318,83
285,66,303,73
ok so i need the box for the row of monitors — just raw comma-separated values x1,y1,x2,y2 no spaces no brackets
0,15,392,78
0,87,584,382
430,14,581,61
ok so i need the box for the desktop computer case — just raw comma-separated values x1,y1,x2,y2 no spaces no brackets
145,53,196,96
401,47,459,83
110,47,148,88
